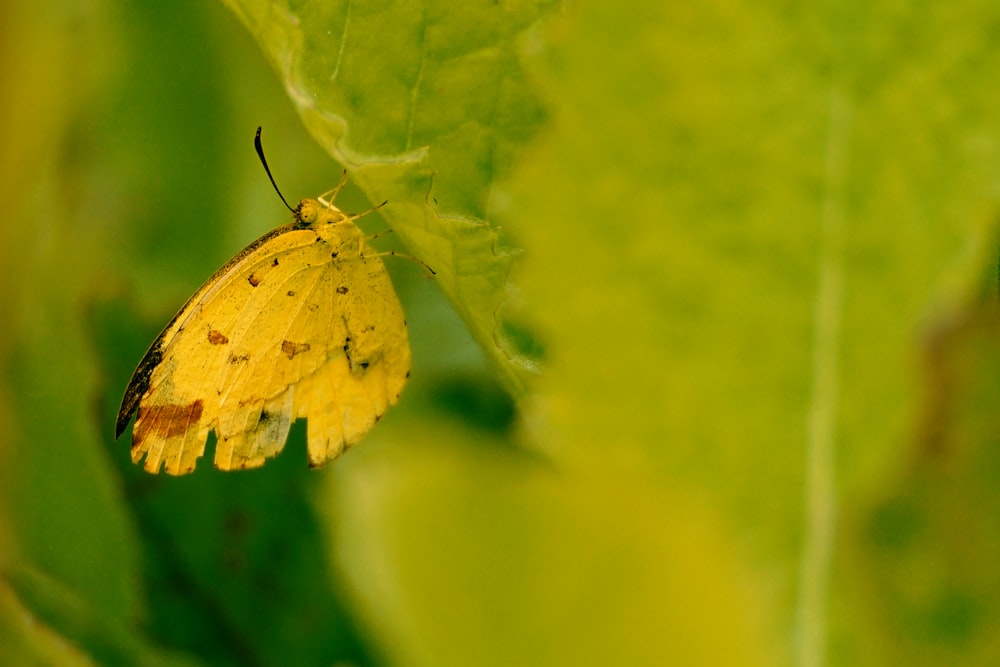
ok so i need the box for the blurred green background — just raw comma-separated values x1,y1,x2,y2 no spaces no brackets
4,0,1000,665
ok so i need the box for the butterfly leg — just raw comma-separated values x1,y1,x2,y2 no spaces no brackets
373,250,437,277
317,169,350,208
365,229,394,242
345,200,388,223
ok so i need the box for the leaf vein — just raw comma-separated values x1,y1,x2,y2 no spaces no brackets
330,0,353,84
405,11,428,152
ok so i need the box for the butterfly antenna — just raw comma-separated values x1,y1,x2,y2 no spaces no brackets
255,127,295,213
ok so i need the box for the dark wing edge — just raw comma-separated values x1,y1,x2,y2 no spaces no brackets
115,334,165,439
114,223,301,439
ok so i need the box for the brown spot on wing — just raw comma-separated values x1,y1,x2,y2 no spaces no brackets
281,340,310,359
208,329,229,345
248,273,261,287
228,352,251,364
135,400,204,441
336,286,348,294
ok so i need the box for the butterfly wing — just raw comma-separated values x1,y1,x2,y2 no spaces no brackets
291,248,411,469
117,221,410,475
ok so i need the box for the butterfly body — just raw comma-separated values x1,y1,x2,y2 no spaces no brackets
116,196,410,475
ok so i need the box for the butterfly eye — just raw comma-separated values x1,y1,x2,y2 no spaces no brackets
297,200,319,225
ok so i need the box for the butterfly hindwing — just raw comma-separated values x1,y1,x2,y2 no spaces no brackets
294,254,409,465
118,202,410,475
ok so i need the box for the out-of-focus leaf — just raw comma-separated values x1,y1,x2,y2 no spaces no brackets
0,579,95,667
325,425,775,667
0,0,143,656
500,0,1000,664
1,565,199,667
843,294,1000,666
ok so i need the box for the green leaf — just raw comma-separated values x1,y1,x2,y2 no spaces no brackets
220,0,555,395
1,565,199,667
324,424,775,667
501,1,1000,664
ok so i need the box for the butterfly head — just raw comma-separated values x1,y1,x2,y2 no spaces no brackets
294,198,346,229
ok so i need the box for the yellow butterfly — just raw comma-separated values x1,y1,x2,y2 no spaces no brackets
116,128,423,475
